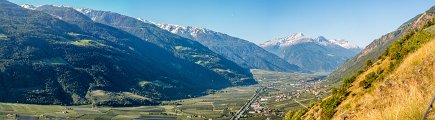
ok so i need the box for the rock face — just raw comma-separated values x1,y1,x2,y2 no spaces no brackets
260,33,361,72
0,0,253,106
154,24,301,72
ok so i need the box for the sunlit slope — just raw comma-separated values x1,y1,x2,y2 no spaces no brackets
327,6,435,84
285,21,435,120
332,33,435,120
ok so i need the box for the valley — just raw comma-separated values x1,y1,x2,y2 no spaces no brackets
0,70,327,120
2,0,434,120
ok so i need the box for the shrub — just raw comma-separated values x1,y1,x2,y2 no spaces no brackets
387,24,433,62
320,94,343,119
360,72,378,89
342,75,356,89
422,18,435,29
319,87,347,119
364,60,373,70
284,108,308,120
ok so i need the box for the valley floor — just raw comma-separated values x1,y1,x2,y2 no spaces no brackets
0,70,328,120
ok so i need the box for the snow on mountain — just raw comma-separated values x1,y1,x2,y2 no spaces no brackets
74,8,93,14
330,39,360,49
136,18,157,25
260,32,360,49
155,23,217,40
260,33,362,72
20,4,36,10
149,22,301,72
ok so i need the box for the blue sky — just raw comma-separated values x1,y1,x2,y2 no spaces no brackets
9,0,435,47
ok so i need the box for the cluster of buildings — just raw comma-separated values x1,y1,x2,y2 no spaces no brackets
248,98,272,119
245,77,330,118
186,114,207,119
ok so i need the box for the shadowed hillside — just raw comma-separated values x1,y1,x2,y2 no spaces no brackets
0,0,252,106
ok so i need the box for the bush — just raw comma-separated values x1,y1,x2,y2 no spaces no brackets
364,60,373,70
320,94,343,119
319,87,348,119
342,75,356,89
360,72,378,89
284,108,308,120
386,22,434,62
422,18,435,29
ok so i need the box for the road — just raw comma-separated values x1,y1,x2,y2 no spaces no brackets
293,99,308,109
231,87,265,120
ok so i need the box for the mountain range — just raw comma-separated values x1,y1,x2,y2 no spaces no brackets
2,0,434,119
2,0,361,107
67,6,361,74
260,32,361,72
72,7,255,85
0,0,257,106
153,23,301,72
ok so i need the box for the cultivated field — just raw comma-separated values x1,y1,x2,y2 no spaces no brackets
0,69,328,120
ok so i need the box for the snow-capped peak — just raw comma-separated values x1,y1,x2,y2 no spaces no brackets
20,4,36,10
160,24,211,37
260,32,310,47
146,21,221,38
280,32,306,41
289,32,304,38
74,8,94,14
260,33,360,49
136,18,157,24
330,39,360,49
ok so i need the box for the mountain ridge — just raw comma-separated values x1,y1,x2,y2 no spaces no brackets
285,7,435,119
0,1,254,106
327,6,435,83
153,22,302,72
69,6,256,86
260,32,360,50
261,33,361,72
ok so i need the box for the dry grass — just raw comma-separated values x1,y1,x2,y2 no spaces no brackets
331,38,435,120
301,57,392,120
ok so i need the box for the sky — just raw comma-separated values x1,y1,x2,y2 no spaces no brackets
9,0,435,47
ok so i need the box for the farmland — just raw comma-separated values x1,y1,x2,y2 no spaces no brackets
0,69,328,120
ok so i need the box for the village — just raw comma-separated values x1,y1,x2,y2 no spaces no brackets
244,75,330,119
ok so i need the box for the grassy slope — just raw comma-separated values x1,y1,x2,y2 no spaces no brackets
333,36,435,120
290,24,435,120
327,6,435,85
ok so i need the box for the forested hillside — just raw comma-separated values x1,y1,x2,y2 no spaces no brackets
0,0,251,106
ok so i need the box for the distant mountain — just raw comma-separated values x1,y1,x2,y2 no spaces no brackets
0,0,251,106
327,6,435,83
153,23,301,72
260,33,361,72
70,7,255,85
